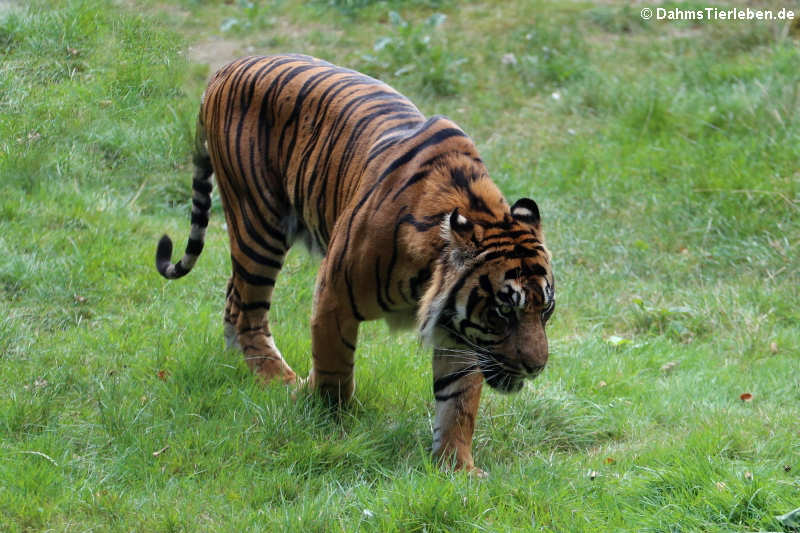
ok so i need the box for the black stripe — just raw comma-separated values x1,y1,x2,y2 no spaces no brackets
481,230,529,244
467,190,494,216
172,262,188,277
435,387,468,402
239,325,264,334
481,239,542,255
340,336,356,351
433,365,477,394
450,166,479,189
480,220,514,230
223,66,290,241
240,300,270,311
389,151,461,202
465,287,483,318
344,268,365,321
335,101,419,174
409,264,432,301
482,247,543,263
382,213,408,308
232,258,276,287
479,274,493,295
185,238,204,256
192,196,211,211
234,233,283,269
459,318,496,337
190,211,209,228
443,261,482,311
392,168,430,200
314,369,353,376
365,119,425,159
192,178,213,195
399,212,446,232
375,256,390,312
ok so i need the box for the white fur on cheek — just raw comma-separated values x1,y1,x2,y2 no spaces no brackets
440,216,452,242
420,291,449,345
540,277,551,305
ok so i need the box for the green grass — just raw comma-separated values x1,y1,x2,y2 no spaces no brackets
1,0,798,531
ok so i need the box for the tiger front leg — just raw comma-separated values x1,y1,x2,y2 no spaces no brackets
307,266,360,404
432,349,486,476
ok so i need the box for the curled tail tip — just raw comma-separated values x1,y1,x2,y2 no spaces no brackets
156,235,175,278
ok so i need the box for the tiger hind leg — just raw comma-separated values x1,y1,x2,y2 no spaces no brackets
222,212,297,385
223,278,242,351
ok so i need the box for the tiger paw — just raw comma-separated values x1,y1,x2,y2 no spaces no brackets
292,371,355,405
463,465,489,479
249,354,297,386
290,376,311,402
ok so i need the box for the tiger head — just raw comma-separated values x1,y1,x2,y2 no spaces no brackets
419,195,555,393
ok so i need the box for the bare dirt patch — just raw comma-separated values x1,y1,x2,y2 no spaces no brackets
188,38,250,75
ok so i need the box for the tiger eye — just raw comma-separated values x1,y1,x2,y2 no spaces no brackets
499,304,512,316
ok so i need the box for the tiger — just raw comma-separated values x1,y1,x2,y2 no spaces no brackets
155,54,555,475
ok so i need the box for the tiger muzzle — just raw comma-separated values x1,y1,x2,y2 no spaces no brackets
482,318,549,392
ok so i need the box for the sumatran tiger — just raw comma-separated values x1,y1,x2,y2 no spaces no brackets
155,54,555,475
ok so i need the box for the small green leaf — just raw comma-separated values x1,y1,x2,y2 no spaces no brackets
605,335,631,347
373,37,392,52
393,64,415,76
220,18,239,32
388,11,407,28
427,13,447,27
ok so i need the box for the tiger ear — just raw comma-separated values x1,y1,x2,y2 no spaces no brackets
511,198,540,227
444,208,477,264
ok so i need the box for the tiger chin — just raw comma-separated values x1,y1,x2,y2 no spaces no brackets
154,54,555,476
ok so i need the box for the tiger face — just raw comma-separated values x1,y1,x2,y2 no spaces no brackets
420,198,555,393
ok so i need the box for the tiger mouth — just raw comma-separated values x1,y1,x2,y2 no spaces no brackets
481,365,525,394
478,352,546,393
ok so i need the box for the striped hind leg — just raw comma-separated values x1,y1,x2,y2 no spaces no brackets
224,259,297,384
223,278,242,351
220,197,297,385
